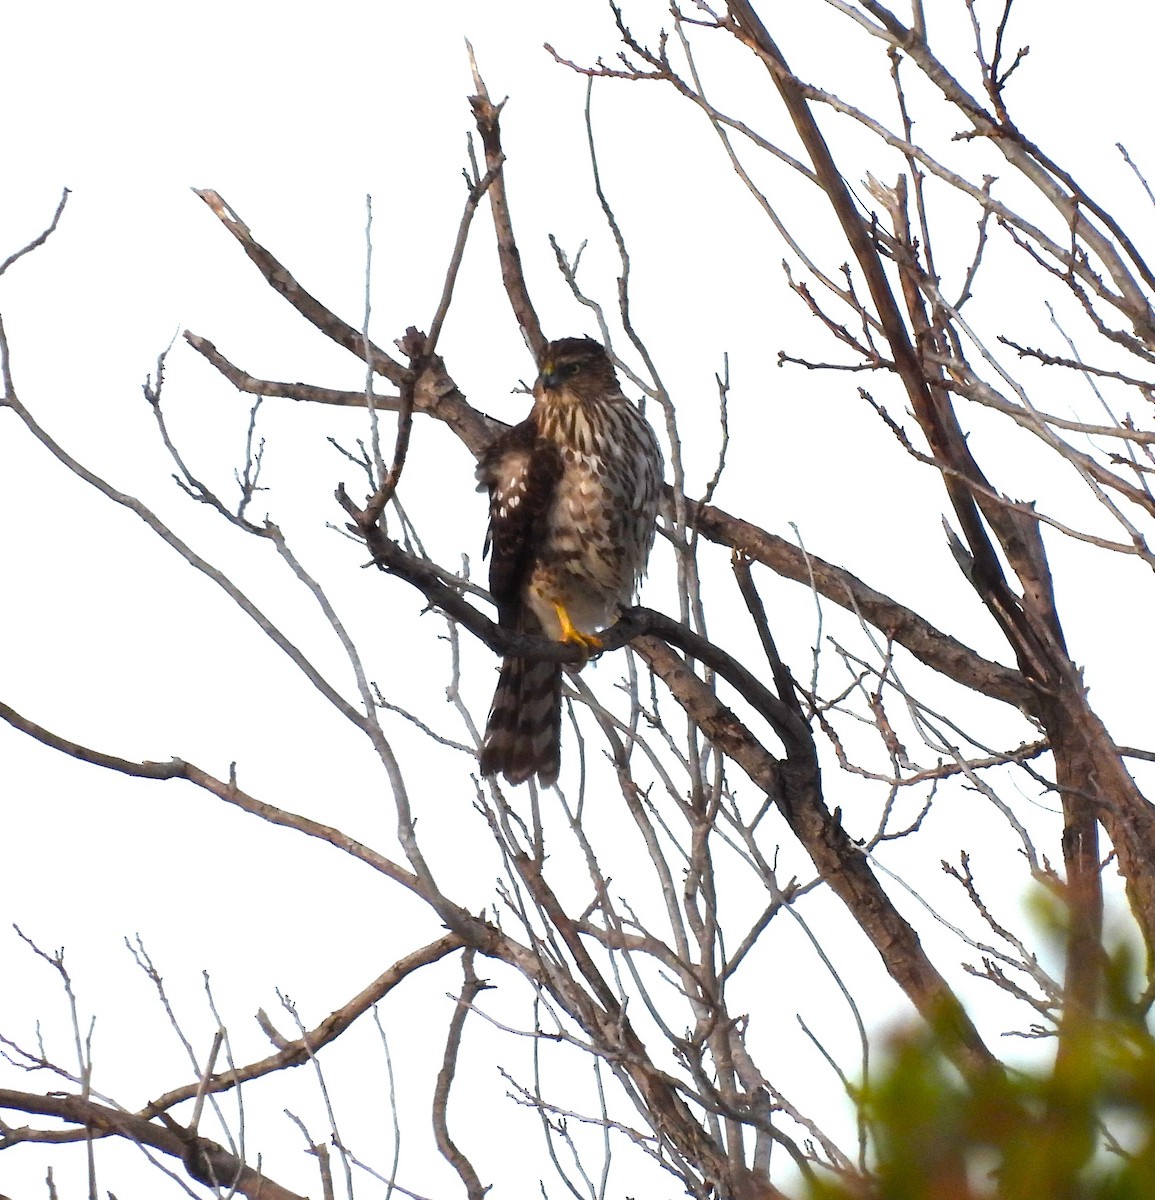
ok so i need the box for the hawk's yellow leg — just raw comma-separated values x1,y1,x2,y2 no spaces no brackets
554,602,602,653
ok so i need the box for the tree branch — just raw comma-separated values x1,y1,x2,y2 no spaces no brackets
432,949,490,1199
0,1090,307,1200
468,55,547,360
686,497,1032,710
632,636,1000,1081
193,189,407,383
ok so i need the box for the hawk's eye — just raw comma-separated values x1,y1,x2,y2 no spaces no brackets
560,361,579,377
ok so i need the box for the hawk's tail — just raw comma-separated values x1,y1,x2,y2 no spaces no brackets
479,654,562,787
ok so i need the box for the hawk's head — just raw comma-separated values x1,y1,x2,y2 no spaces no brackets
536,338,618,404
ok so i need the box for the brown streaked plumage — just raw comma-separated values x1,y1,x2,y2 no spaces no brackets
476,337,663,786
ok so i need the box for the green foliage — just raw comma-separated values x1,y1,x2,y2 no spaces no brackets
809,941,1155,1199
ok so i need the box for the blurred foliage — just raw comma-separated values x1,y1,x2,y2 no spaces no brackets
807,919,1155,1199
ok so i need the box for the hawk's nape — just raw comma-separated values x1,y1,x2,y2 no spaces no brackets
476,337,663,788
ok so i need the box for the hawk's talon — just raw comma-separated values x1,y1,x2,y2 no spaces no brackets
554,602,602,658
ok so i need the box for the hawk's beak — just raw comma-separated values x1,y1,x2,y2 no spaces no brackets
539,360,559,391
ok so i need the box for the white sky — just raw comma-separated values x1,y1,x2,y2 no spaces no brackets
2,1,1154,1197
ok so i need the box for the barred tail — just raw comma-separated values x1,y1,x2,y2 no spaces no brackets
479,654,562,787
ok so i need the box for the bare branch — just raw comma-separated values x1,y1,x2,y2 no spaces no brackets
432,950,490,1199
468,51,546,360
0,1090,307,1200
0,189,69,279
193,189,407,383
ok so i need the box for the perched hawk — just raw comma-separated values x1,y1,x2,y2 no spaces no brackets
477,337,664,786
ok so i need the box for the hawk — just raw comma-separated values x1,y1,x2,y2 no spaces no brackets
477,337,664,786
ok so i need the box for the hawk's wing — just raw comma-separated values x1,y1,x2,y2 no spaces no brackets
477,416,566,785
476,416,562,627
